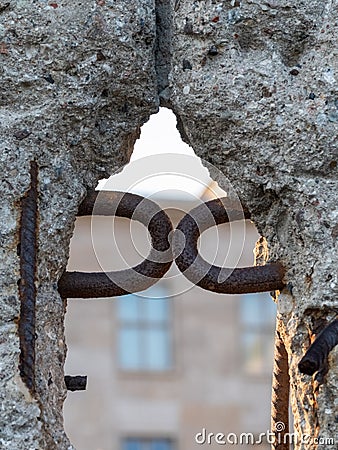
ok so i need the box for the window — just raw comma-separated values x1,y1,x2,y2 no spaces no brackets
117,285,173,371
122,438,174,450
239,293,277,375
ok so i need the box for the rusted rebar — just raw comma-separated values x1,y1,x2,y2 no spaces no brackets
173,198,285,294
65,375,87,392
18,161,39,392
298,318,338,376
58,191,173,298
271,327,290,450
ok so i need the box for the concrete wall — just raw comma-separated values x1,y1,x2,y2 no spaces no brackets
1,1,338,449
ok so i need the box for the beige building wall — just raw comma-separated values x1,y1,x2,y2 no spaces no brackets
64,201,276,450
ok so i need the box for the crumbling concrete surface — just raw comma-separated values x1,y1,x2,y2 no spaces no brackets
168,1,338,449
1,0,338,449
0,1,158,448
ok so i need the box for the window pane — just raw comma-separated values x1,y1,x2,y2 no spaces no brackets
142,298,169,323
122,439,142,450
142,284,169,300
240,294,261,326
117,286,173,372
119,328,140,369
240,293,276,326
151,439,173,450
144,329,171,370
118,295,139,322
122,439,173,450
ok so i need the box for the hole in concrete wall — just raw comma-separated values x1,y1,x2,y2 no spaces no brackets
64,107,276,450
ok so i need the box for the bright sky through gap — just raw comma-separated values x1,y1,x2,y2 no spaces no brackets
97,108,215,199
130,107,196,160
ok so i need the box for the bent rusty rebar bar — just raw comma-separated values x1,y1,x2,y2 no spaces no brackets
173,198,285,294
58,191,173,298
271,327,290,450
298,318,338,376
18,161,39,392
57,191,290,427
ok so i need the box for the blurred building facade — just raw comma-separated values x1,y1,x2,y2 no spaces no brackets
64,197,276,450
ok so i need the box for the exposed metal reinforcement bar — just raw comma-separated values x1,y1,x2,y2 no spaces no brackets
18,161,39,393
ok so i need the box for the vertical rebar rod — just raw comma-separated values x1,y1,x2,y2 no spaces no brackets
271,325,290,450
18,162,38,392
